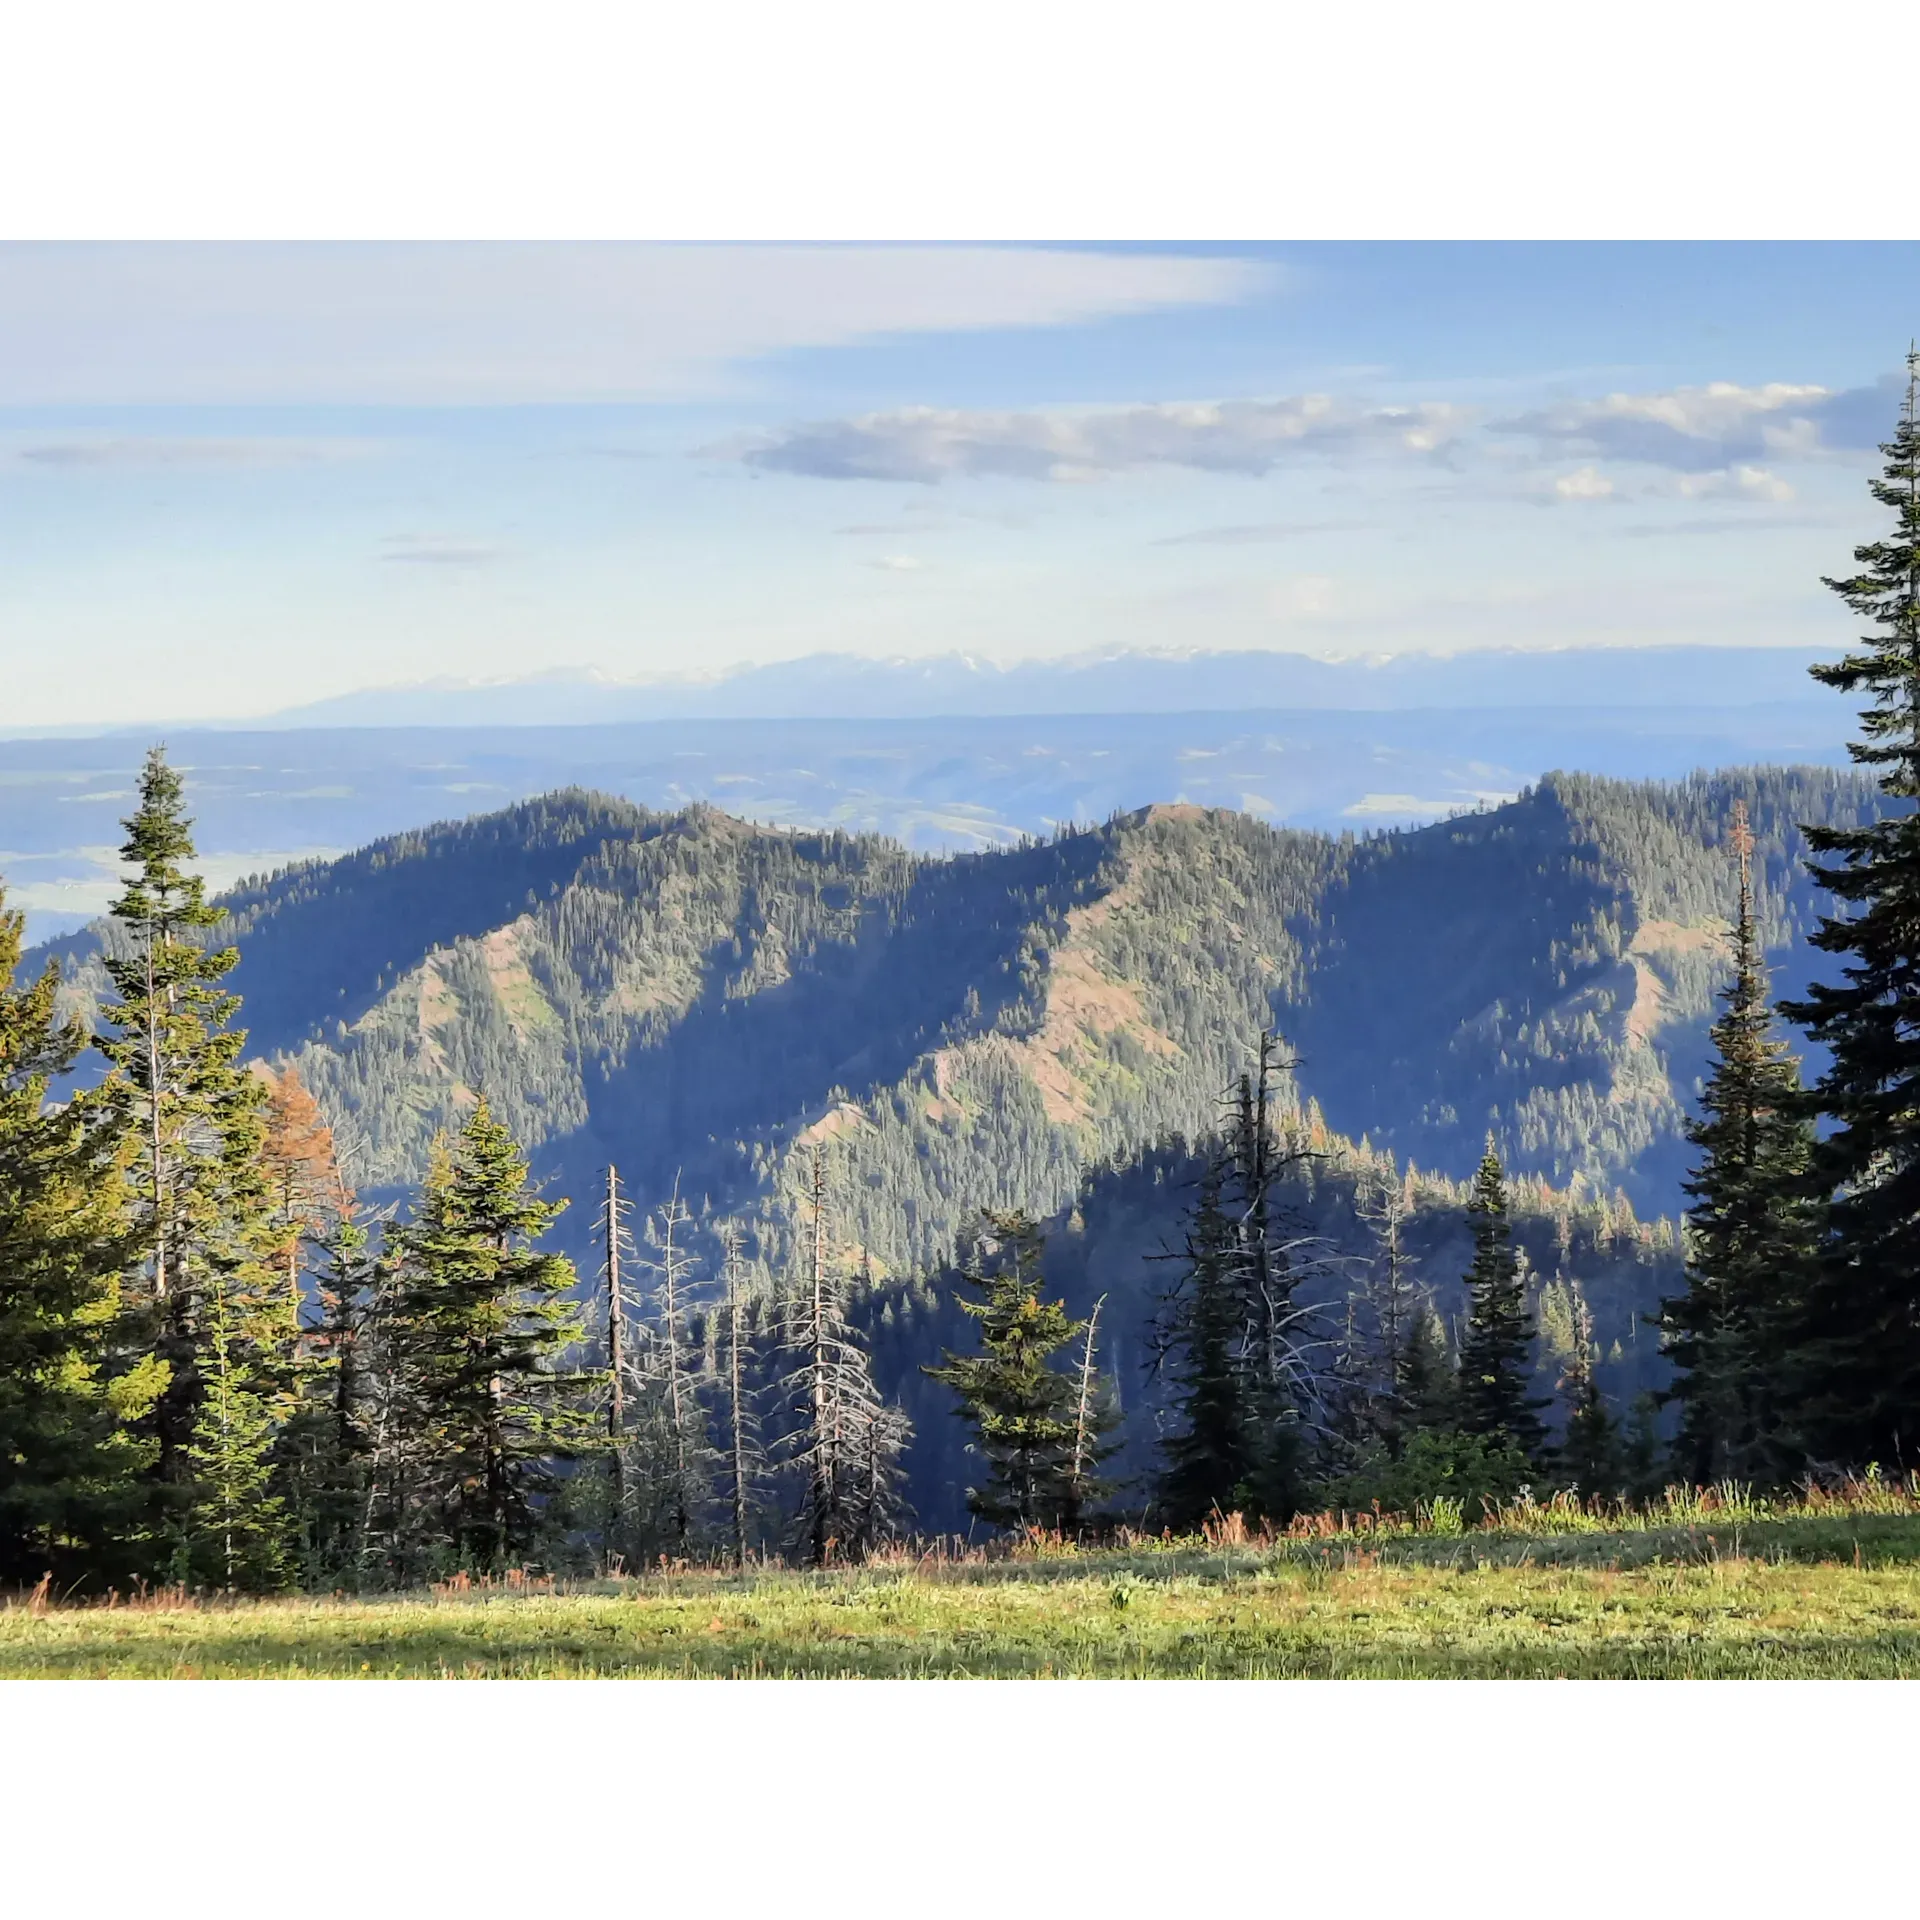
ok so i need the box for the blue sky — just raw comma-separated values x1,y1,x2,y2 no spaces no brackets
2,241,1916,728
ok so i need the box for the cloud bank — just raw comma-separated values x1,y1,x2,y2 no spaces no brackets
741,375,1893,497
741,396,1473,482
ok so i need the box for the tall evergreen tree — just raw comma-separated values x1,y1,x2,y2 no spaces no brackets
287,1213,380,1584
182,1264,289,1591
1395,1303,1460,1436
1155,1165,1258,1532
0,886,157,1587
1455,1139,1547,1461
1780,350,1920,1467
94,746,277,1504
1347,1162,1424,1455
925,1210,1086,1533
1663,803,1817,1484
381,1100,593,1575
1557,1285,1623,1498
1222,1034,1314,1517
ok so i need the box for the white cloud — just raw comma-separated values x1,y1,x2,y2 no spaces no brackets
1673,463,1796,503
742,395,1473,482
1502,381,1844,471
0,244,1271,405
1552,465,1615,501
870,554,925,571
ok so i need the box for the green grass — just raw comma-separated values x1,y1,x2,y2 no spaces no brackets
8,1505,1920,1678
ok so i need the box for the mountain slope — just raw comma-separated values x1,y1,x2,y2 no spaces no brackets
44,764,1881,1262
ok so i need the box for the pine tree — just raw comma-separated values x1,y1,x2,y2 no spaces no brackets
1455,1139,1547,1461
381,1100,593,1575
182,1266,288,1591
1395,1304,1460,1436
1351,1162,1424,1454
1155,1165,1258,1532
1780,350,1920,1468
1222,1034,1316,1518
281,1212,379,1585
925,1210,1085,1533
1663,803,1817,1485
1556,1285,1623,1498
0,886,156,1587
94,746,277,1504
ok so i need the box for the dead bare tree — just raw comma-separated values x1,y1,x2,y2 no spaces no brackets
639,1177,708,1558
782,1146,911,1565
720,1221,768,1568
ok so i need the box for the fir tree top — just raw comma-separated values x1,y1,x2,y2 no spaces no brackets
1456,1136,1547,1461
112,746,221,935
1809,348,1920,794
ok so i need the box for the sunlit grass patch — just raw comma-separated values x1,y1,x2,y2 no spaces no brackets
5,1488,1920,1680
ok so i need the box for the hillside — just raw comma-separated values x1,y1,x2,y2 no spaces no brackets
44,765,1878,1249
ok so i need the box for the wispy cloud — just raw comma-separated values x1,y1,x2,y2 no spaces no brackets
0,245,1273,405
14,436,380,469
741,396,1473,483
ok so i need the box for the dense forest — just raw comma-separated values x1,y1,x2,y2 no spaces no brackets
3,358,1919,1586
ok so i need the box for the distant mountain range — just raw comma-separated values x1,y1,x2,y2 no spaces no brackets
0,648,1859,946
245,643,1842,728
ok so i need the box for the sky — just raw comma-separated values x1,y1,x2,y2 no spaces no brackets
2,241,1917,730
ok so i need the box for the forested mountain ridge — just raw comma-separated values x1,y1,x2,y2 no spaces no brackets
38,761,1884,1266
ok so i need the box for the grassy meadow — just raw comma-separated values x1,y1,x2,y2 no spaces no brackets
5,1485,1920,1679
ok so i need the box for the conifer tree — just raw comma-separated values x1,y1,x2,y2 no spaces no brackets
1556,1286,1623,1498
1455,1139,1547,1460
94,746,276,1499
0,886,156,1586
381,1100,593,1574
1223,1034,1315,1517
182,1266,289,1591
1155,1166,1258,1532
1395,1304,1460,1436
1780,350,1920,1467
1348,1163,1424,1454
1663,803,1817,1484
925,1210,1086,1533
280,1213,379,1584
